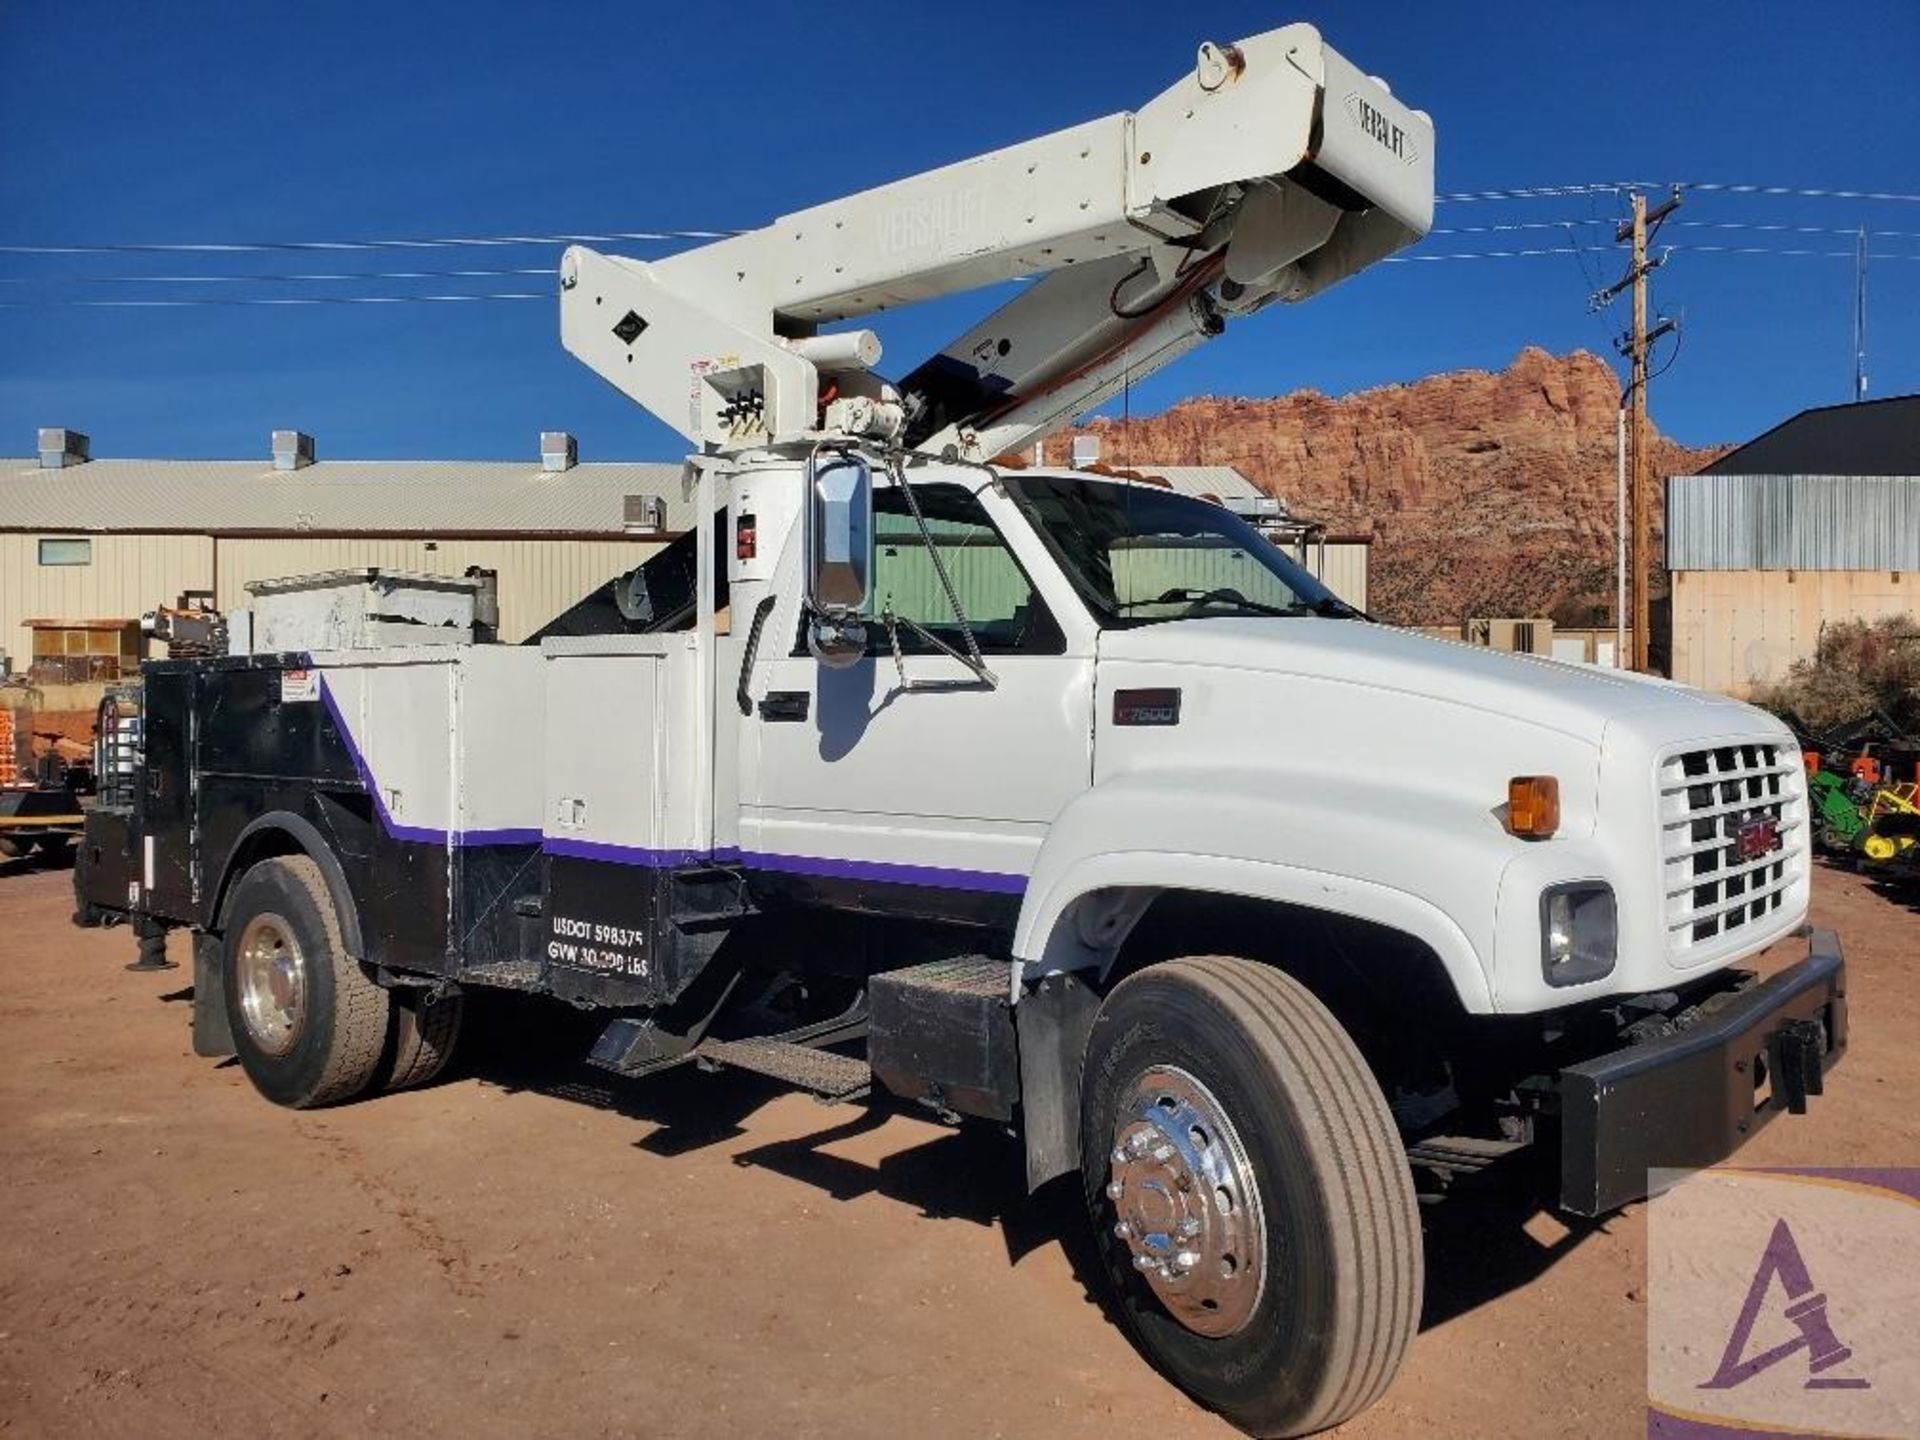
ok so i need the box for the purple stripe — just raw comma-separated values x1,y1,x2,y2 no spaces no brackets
316,673,537,850
542,837,706,866
543,838,1027,895
463,827,543,846
738,849,1028,895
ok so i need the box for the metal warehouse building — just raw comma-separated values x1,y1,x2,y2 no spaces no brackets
1666,394,1920,696
2,429,685,691
4,428,1362,693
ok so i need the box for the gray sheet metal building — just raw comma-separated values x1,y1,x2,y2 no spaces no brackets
1666,395,1920,696
2,430,685,690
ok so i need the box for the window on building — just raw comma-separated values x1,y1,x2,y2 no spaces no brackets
27,624,140,685
37,538,92,566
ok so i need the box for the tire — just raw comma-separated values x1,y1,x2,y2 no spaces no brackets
221,855,390,1108
383,989,464,1091
0,837,22,860
1079,956,1422,1438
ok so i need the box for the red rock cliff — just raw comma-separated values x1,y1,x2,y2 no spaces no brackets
1055,347,1724,624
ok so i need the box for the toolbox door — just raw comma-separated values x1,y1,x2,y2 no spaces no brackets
135,667,198,918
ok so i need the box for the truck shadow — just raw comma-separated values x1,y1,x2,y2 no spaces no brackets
460,990,1601,1335
0,846,76,880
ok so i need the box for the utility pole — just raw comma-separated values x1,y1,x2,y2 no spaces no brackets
1854,226,1869,402
1597,189,1680,673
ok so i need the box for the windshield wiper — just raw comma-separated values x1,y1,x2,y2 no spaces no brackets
1118,586,1298,619
1301,595,1372,621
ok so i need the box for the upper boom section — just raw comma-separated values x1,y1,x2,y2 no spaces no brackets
560,24,1432,458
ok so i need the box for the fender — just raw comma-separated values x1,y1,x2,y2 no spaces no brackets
1014,770,1514,1014
209,809,366,959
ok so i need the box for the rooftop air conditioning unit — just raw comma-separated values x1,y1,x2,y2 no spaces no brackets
623,494,665,534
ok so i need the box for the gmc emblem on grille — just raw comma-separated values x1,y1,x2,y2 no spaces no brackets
1735,817,1782,861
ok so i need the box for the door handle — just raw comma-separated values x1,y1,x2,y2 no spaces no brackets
757,691,810,723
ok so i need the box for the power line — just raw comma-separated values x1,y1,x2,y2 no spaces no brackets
0,267,557,286
1,187,1914,264
1666,181,1920,204
1381,245,1920,264
1437,183,1644,204
1437,181,1920,206
2,245,1915,303
1430,217,1920,241
1666,244,1920,261
0,245,1912,301
0,229,735,257
0,292,550,309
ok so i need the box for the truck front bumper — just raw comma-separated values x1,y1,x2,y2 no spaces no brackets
1556,928,1848,1217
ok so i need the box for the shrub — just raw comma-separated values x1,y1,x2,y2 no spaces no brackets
1752,614,1920,734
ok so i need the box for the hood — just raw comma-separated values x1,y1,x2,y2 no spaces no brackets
1097,617,1751,745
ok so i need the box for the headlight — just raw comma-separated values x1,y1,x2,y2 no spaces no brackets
1541,882,1616,986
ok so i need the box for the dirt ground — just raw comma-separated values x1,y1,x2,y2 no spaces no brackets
1,857,1914,1440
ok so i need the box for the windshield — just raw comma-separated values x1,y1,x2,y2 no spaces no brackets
1003,475,1354,628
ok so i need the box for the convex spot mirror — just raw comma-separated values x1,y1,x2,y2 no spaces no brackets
803,450,873,670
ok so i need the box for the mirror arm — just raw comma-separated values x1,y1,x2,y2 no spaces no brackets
881,605,1000,691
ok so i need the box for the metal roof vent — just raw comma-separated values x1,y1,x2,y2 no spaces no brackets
623,494,664,534
37,427,90,468
540,431,578,472
271,430,315,471
1069,435,1100,470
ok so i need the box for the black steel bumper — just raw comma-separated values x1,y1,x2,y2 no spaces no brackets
1556,928,1849,1217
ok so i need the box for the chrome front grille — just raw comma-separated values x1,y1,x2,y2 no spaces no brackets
1660,742,1803,949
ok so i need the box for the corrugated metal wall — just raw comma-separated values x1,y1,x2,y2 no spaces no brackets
1669,569,1918,697
1,532,662,673
215,537,662,643
1,533,214,671
1667,474,1920,571
1315,543,1368,610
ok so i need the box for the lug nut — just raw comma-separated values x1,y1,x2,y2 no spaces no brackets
1133,1254,1159,1273
1177,1218,1201,1238
1151,1143,1175,1163
1172,1249,1200,1274
1127,1132,1150,1155
1106,1180,1125,1201
1111,1147,1129,1165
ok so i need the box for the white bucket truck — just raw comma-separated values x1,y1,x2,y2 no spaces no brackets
75,24,1845,1435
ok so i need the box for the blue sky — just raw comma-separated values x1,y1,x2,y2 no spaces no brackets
2,0,1916,461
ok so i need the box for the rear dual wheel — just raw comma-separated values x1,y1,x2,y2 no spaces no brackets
1080,956,1423,1437
223,855,462,1107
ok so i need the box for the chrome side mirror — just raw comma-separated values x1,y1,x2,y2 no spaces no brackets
803,449,872,669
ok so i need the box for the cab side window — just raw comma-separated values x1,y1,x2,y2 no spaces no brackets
867,484,1062,656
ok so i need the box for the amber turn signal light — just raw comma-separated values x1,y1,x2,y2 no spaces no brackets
1507,776,1560,839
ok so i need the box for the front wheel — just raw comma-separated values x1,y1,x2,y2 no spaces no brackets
1080,956,1423,1437
222,855,391,1108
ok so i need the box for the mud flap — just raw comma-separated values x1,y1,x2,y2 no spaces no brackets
1016,970,1099,1193
191,931,236,1059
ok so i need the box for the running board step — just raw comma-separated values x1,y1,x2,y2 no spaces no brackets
693,1036,872,1103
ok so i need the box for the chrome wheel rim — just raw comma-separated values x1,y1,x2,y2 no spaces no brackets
236,913,305,1057
1106,1064,1267,1337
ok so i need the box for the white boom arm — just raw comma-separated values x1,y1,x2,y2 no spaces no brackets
560,23,1432,459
